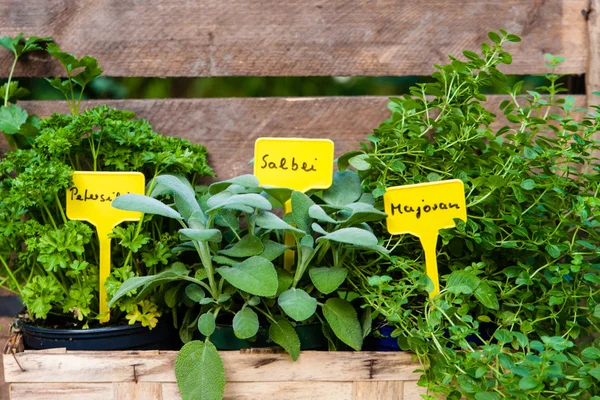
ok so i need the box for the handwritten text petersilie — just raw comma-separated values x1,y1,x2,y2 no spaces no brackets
69,187,129,203
390,200,460,219
260,154,317,172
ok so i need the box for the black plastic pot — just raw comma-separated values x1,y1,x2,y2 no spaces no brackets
16,318,181,351
195,323,327,350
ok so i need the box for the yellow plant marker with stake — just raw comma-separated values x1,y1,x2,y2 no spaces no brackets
66,172,145,323
383,179,467,297
254,138,335,270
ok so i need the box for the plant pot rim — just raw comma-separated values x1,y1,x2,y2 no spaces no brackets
16,318,151,336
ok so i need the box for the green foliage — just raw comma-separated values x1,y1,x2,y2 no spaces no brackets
347,30,600,398
111,170,388,392
232,307,259,338
46,43,103,115
269,317,301,361
322,297,363,351
309,267,348,295
0,33,52,150
175,340,225,400
215,256,278,297
278,288,317,321
0,104,28,134
0,43,213,328
198,312,216,337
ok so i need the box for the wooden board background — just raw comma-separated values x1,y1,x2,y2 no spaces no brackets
3,349,427,399
0,317,12,400
0,0,589,77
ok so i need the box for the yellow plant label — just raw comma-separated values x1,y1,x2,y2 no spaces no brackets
254,138,335,193
66,171,145,322
254,138,335,270
383,179,467,297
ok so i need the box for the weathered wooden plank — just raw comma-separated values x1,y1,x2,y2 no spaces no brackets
4,350,422,383
0,317,13,400
11,381,422,400
4,95,586,180
586,0,600,167
0,0,587,77
114,382,162,400
9,383,113,400
162,382,354,400
586,0,600,99
352,381,405,400
403,381,428,400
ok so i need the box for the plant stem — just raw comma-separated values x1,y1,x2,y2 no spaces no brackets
4,56,18,107
0,254,21,296
54,193,68,224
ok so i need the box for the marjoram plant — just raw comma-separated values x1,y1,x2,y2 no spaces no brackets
342,30,600,399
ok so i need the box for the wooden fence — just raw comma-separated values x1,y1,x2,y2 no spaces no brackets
0,0,597,398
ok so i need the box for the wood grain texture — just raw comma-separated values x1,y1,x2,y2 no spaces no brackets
7,95,586,180
4,350,421,383
352,381,404,400
114,382,163,400
10,381,422,400
9,383,113,400
586,0,600,166
0,0,588,77
404,381,428,400
164,382,356,400
221,382,353,400
587,0,600,98
0,317,13,400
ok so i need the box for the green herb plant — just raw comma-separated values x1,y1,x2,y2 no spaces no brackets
0,33,52,150
342,30,600,399
0,35,214,328
109,170,388,400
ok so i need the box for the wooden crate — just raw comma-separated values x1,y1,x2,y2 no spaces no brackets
3,333,426,400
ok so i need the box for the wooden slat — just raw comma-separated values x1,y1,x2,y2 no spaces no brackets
7,95,587,180
4,350,421,383
0,317,13,400
404,381,428,400
0,0,587,77
10,383,113,400
586,0,600,98
586,0,600,166
114,382,162,400
223,382,353,400
15,382,410,400
352,381,404,400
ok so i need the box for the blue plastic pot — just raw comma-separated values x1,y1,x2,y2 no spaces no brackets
370,322,497,351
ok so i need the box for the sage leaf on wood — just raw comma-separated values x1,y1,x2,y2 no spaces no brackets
175,340,225,400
